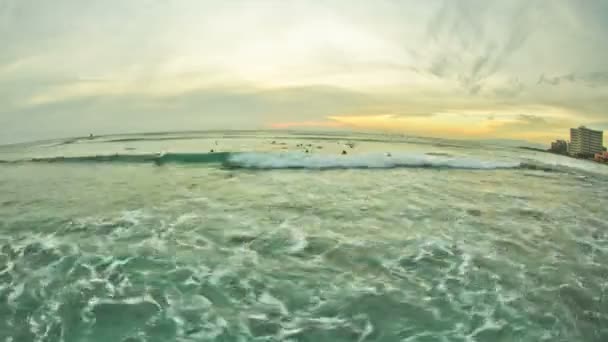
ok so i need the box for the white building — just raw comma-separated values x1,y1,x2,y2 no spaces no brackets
569,126,603,156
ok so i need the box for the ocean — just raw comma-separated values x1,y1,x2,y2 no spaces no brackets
0,131,606,341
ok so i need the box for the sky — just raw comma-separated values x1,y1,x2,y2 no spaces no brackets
1,0,607,144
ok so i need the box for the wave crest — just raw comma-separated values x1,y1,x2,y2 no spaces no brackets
224,152,520,170
4,151,541,171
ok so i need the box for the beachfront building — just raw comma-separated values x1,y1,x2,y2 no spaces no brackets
595,151,608,163
569,126,603,157
550,139,569,155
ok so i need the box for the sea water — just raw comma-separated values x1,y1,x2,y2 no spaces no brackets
0,131,606,341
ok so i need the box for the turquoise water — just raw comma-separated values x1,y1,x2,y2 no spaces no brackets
0,132,607,341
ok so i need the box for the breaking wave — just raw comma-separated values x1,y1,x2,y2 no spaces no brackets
223,152,521,170
1,151,534,171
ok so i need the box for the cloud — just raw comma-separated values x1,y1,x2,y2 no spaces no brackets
0,84,371,144
485,114,577,142
587,122,608,131
269,121,346,129
538,72,608,87
493,78,524,98
517,114,547,125
537,74,563,86
584,72,608,87
422,0,541,94
1,0,608,144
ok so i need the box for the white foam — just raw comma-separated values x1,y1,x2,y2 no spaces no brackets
517,150,608,177
86,293,161,310
7,282,24,306
286,228,308,254
227,152,519,170
258,292,289,316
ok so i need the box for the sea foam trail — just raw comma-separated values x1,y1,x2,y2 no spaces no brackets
3,151,547,171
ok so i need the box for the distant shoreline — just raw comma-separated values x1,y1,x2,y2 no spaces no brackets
518,146,549,153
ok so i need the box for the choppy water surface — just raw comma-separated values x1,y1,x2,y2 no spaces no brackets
0,131,607,341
